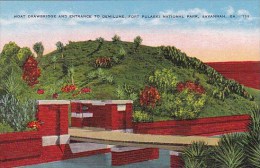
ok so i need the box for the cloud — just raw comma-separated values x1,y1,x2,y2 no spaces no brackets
226,6,235,15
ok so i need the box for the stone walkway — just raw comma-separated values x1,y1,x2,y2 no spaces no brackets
69,127,220,151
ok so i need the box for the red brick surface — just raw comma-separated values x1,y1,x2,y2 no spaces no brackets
206,61,260,89
0,103,110,168
111,148,159,166
133,115,250,136
170,154,183,168
71,102,133,130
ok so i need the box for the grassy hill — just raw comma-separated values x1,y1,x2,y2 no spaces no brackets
32,40,259,119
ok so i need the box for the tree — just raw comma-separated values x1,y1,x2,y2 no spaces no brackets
17,47,32,65
51,56,57,69
68,66,75,85
112,34,121,43
56,41,64,58
0,42,20,64
33,42,44,57
96,37,105,44
133,36,143,51
22,56,41,87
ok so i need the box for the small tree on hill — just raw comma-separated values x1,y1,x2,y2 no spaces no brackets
68,66,75,85
22,56,41,87
133,36,143,51
96,37,105,44
56,41,64,58
33,42,44,57
112,34,121,43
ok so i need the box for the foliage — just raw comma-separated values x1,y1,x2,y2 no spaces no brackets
244,106,260,168
116,84,138,102
87,68,114,84
61,84,77,93
17,47,32,65
96,37,105,44
2,69,27,97
56,41,64,58
133,111,153,122
33,42,44,57
155,91,206,119
149,68,178,92
177,81,205,94
112,34,121,43
27,120,41,130
0,41,20,64
118,46,126,57
133,36,143,51
140,86,160,108
95,57,112,68
0,94,37,131
51,55,58,69
22,56,41,87
182,141,211,168
0,122,14,133
68,66,75,85
159,46,253,100
213,133,245,168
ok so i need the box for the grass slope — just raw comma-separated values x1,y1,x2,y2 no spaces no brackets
37,40,259,119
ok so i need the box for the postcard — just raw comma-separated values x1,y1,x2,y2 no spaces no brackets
0,1,259,168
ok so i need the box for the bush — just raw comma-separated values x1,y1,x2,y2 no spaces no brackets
87,68,114,84
140,86,160,108
95,57,112,68
213,133,245,168
182,141,211,168
155,90,206,120
116,84,138,102
149,68,178,92
133,111,152,122
0,94,37,131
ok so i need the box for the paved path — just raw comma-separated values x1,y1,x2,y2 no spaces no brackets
69,127,220,151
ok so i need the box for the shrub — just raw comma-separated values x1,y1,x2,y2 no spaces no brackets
140,86,160,108
133,111,152,122
177,81,205,94
118,47,126,58
155,91,206,119
116,84,138,102
149,69,178,92
112,34,121,43
22,56,41,87
0,94,37,131
87,68,114,84
182,141,211,168
213,133,245,168
95,57,112,68
0,122,14,133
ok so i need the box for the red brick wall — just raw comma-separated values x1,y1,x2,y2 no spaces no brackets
0,101,110,168
111,148,159,166
133,115,250,136
0,131,42,162
71,102,133,130
170,154,183,168
206,61,260,89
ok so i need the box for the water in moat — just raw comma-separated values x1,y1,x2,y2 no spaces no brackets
24,149,170,168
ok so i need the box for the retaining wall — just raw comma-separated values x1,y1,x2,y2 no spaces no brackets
133,115,250,136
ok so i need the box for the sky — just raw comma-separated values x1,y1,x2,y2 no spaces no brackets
0,0,259,62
